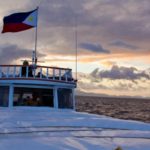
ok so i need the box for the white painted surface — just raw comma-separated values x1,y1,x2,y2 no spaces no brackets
0,107,150,150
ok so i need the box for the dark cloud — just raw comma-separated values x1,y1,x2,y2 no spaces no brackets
1,0,150,63
1,1,150,51
27,0,86,27
91,65,150,80
109,40,139,50
79,43,110,53
0,44,45,64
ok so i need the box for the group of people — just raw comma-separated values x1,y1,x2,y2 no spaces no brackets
22,60,43,78
21,60,73,81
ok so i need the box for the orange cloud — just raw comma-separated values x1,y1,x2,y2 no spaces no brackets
101,61,117,67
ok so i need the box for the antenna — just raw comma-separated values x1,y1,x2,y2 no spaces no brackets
75,15,78,80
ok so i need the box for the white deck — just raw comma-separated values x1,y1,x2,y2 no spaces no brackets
0,107,150,150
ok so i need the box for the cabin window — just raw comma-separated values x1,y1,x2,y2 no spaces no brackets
13,87,53,107
0,86,9,107
58,88,73,109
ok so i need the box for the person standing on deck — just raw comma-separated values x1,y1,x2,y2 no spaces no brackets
22,60,33,77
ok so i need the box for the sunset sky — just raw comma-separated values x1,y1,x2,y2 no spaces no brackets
0,0,150,97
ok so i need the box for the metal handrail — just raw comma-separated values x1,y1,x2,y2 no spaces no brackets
0,65,72,70
0,65,74,83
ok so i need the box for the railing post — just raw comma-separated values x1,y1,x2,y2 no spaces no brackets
40,68,42,79
46,68,49,79
33,68,36,78
19,67,22,78
6,67,10,78
65,70,68,82
26,66,28,78
59,69,61,80
0,67,2,78
53,69,55,80
13,66,16,78
70,70,72,81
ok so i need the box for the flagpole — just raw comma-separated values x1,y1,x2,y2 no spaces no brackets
34,6,39,65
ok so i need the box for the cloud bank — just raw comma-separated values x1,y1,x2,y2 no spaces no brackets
91,65,150,80
0,44,45,64
77,65,150,97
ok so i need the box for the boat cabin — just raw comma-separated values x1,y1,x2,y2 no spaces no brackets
0,64,76,109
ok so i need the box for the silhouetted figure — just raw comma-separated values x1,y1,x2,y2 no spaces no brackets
28,66,33,77
22,60,33,77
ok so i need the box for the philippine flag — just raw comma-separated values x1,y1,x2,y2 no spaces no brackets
2,9,38,33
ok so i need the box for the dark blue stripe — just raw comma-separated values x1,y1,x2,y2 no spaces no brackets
3,9,37,24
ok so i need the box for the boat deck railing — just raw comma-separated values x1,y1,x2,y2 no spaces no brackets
0,65,76,84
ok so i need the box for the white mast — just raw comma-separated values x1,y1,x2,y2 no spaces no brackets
75,15,78,80
34,6,39,65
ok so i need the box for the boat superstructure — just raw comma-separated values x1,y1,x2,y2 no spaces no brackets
0,64,76,109
0,7,78,109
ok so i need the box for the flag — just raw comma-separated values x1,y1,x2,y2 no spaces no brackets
2,9,38,33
